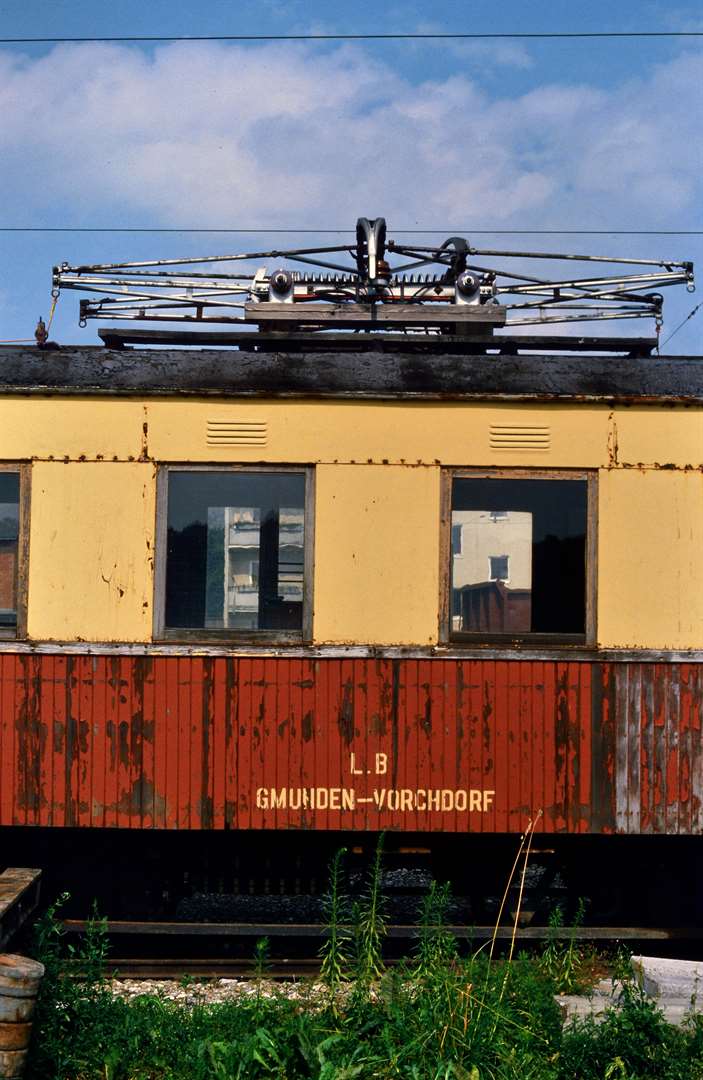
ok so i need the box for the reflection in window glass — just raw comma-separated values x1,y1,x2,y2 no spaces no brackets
165,472,305,632
489,554,510,582
451,477,587,636
0,473,20,629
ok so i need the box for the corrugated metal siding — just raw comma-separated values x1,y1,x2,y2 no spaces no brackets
0,654,699,834
605,663,703,834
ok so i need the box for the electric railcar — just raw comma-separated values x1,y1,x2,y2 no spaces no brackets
0,220,701,921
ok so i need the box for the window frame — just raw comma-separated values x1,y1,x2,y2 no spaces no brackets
0,463,29,641
154,464,315,643
439,468,597,646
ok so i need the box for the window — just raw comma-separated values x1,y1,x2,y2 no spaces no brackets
0,467,27,639
445,471,594,642
157,468,313,639
489,555,509,583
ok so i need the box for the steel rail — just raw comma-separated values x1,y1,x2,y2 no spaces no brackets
389,242,693,270
59,245,356,272
57,274,253,291
69,275,678,298
495,272,688,294
78,311,248,324
67,285,250,308
65,919,703,940
79,308,655,327
284,253,361,275
507,310,651,326
77,299,662,322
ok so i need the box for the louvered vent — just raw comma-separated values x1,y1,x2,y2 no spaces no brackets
206,419,268,446
489,424,550,451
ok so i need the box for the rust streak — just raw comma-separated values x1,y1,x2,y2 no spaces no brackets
200,658,214,830
337,678,354,745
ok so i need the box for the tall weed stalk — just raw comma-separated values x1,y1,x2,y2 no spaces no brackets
353,833,387,985
473,814,537,1031
27,892,112,1080
493,810,541,1023
541,895,588,993
414,880,458,979
320,846,351,991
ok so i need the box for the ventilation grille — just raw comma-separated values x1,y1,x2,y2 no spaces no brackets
489,424,551,451
206,419,267,446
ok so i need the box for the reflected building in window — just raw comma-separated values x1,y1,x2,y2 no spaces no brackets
218,506,304,630
0,474,20,630
449,476,587,638
451,510,532,633
165,470,307,634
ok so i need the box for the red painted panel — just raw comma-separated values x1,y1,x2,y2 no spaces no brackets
0,653,700,835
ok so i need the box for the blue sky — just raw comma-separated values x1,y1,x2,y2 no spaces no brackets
0,0,701,351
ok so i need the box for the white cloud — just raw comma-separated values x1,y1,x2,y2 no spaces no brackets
394,21,535,70
0,41,700,232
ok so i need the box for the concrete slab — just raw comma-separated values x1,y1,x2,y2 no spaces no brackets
557,971,703,1028
557,982,620,1023
659,1001,701,1025
631,955,703,1003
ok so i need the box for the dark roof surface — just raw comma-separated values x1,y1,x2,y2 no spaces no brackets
0,347,701,403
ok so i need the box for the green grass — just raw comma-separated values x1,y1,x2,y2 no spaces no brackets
26,950,703,1080
23,848,703,1080
26,952,563,1079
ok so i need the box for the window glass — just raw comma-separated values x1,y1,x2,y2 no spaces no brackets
165,471,306,632
450,477,587,637
489,554,509,582
0,473,20,629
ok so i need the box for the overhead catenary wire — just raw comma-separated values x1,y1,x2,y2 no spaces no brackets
661,301,703,347
1,227,702,235
1,31,703,44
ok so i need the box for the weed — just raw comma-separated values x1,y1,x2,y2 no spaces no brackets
541,896,588,993
29,890,70,980
25,938,703,1080
22,874,703,1080
414,880,458,979
26,893,113,1080
612,943,635,988
559,980,703,1080
352,833,387,986
253,935,271,980
70,898,110,984
319,846,351,991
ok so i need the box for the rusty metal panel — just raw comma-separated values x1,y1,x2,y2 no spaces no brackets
0,654,700,835
610,663,703,834
591,664,616,833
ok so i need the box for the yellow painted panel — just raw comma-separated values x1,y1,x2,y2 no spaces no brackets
0,400,146,460
598,469,703,649
28,462,155,642
314,464,440,645
145,400,611,467
610,407,703,468
1,397,698,472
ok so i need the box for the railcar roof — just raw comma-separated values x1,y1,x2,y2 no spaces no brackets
0,346,702,404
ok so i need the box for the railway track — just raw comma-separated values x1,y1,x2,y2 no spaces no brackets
63,920,703,981
98,958,325,980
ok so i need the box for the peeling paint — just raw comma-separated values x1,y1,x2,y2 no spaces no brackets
0,655,700,834
607,411,619,467
140,407,150,461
